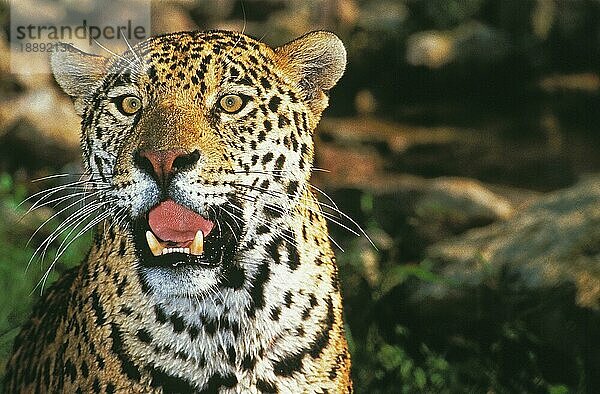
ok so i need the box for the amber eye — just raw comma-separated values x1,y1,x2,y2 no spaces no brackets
116,96,142,115
219,94,245,113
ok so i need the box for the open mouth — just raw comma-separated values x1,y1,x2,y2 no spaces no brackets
132,199,240,269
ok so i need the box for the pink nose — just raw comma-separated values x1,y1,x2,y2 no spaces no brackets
134,149,200,183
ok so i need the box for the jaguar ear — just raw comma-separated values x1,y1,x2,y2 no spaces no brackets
275,31,346,118
50,43,109,115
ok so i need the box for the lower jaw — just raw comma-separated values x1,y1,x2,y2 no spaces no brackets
138,263,221,298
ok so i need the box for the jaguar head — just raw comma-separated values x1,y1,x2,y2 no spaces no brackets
50,30,346,298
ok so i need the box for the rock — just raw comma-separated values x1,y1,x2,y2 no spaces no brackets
372,175,514,260
318,173,515,262
418,176,600,309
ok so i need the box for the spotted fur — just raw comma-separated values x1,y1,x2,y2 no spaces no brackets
5,30,351,393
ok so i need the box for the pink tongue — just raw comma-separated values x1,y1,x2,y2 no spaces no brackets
148,200,214,243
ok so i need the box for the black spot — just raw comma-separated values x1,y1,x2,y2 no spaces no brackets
286,180,299,196
302,307,311,320
260,179,270,190
331,266,340,292
188,325,199,340
155,305,168,323
263,120,272,132
230,321,240,337
203,316,217,335
248,68,259,80
148,65,157,81
81,360,89,378
248,262,270,313
106,383,115,394
308,296,335,358
170,313,186,333
284,291,293,308
256,224,270,235
92,378,101,393
200,373,238,393
256,378,278,393
270,306,281,321
274,154,286,171
290,132,299,151
260,76,272,90
227,346,236,364
90,290,106,326
273,352,304,377
65,358,77,383
258,130,266,142
136,328,152,344
268,95,281,112
148,366,196,393
223,264,246,290
309,293,318,308
109,323,141,381
242,354,256,370
300,143,309,156
286,241,300,271
262,152,274,165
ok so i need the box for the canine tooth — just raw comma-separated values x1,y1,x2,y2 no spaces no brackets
190,230,204,255
146,231,163,257
184,248,190,254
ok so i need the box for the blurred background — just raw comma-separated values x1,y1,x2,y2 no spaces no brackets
0,1,599,392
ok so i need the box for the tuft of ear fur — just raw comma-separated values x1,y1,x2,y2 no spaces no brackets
50,43,108,115
275,31,347,119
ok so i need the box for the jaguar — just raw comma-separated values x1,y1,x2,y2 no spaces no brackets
4,29,352,393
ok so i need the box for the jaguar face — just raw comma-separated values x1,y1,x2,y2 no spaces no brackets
50,30,346,298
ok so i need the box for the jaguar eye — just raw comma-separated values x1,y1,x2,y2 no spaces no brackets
115,95,142,115
219,94,245,113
